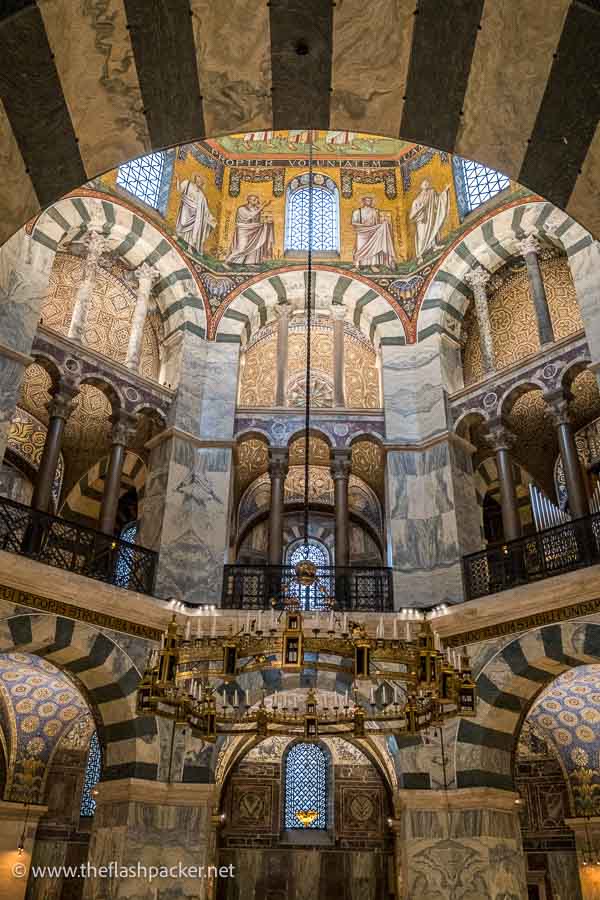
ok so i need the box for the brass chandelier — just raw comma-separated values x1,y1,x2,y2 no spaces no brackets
138,611,477,741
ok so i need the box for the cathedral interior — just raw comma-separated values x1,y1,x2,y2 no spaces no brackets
1,4,600,900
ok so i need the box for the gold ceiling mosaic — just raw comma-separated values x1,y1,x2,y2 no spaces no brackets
463,255,582,387
351,440,385,499
288,435,331,467
235,438,270,496
62,384,112,495
18,363,52,427
41,252,161,381
507,389,557,496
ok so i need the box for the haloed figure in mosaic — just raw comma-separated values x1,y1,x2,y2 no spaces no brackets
175,173,216,255
409,178,450,262
351,195,397,272
226,195,275,267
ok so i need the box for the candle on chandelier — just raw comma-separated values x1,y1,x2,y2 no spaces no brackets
370,686,375,704
405,623,410,641
393,618,398,640
234,690,239,708
270,608,275,628
185,620,191,640
378,617,383,638
195,617,202,638
342,613,348,633
211,616,216,637
257,611,263,631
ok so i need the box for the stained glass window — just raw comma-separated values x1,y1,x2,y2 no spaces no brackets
80,730,101,817
115,522,137,587
454,157,510,216
284,742,328,829
285,175,339,252
116,152,166,209
287,540,331,610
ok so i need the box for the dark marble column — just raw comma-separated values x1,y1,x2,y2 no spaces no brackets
332,305,346,408
330,448,352,566
275,304,289,407
518,234,555,348
545,390,589,520
98,411,137,535
487,425,521,542
268,447,289,565
31,383,78,513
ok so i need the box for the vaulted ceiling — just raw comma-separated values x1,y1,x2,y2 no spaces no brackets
0,1,599,246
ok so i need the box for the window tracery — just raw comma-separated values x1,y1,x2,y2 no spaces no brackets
284,741,328,829
285,174,339,253
116,152,167,210
454,157,510,215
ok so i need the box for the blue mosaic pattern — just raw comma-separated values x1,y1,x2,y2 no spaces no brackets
284,742,327,829
454,157,509,215
80,730,101,817
116,521,138,585
117,152,166,209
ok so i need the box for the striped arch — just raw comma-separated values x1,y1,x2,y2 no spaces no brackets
417,200,592,342
0,613,160,781
455,621,600,791
32,193,208,342
474,456,533,530
60,451,146,523
214,268,406,348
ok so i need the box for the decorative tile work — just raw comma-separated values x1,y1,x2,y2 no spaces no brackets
238,329,278,407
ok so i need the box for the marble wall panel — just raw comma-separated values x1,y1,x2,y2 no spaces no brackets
139,436,233,605
386,438,481,607
382,336,462,444
546,849,582,900
567,240,600,385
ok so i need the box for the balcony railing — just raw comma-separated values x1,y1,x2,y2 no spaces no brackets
222,564,394,612
0,495,157,595
462,513,600,600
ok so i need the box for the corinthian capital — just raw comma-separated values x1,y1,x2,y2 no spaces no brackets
268,447,289,480
517,233,541,257
84,229,111,266
110,410,138,447
330,449,352,481
135,262,160,288
464,266,490,296
484,421,515,453
543,389,572,427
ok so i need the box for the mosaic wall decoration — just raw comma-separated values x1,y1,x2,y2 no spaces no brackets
463,254,582,386
6,408,65,507
62,383,112,496
288,435,331,468
41,252,161,381
18,362,52,426
351,440,385,499
235,438,270,496
554,380,600,508
238,327,278,407
506,390,558,497
0,651,89,803
344,333,381,409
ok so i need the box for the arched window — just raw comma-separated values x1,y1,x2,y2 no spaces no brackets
116,151,169,210
453,156,510,217
80,730,102,817
285,174,339,253
284,742,328,829
287,539,331,610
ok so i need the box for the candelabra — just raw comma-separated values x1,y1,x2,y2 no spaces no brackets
137,610,477,742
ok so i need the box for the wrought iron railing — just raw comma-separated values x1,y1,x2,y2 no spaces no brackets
0,495,157,595
462,513,600,600
222,564,394,612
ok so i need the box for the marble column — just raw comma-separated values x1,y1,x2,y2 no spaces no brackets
486,424,522,542
30,382,78,513
394,788,528,899
332,304,346,408
565,817,600,900
0,801,48,900
125,262,159,373
138,334,240,605
83,779,217,900
67,231,110,343
330,448,351,566
465,267,495,376
0,344,33,474
518,233,555,347
545,390,589,520
275,304,289,407
268,447,289,565
382,336,483,607
98,410,137,535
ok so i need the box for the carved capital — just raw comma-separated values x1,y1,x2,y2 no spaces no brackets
330,449,352,481
484,422,515,453
517,233,541,257
47,381,79,421
331,304,347,322
543,389,572,427
464,266,490,297
84,229,111,267
110,410,138,446
268,447,289,480
135,262,160,290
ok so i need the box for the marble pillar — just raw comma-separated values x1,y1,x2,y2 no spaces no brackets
275,304,289,407
382,336,482,607
545,390,590,519
394,788,528,900
83,779,218,900
518,233,555,348
139,334,239,605
332,304,346,408
268,447,289,565
565,817,600,900
331,448,351,566
67,231,110,343
125,262,159,372
0,800,48,900
465,267,496,376
486,424,522,542
98,411,137,534
31,382,78,513
0,229,56,462
563,233,600,394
